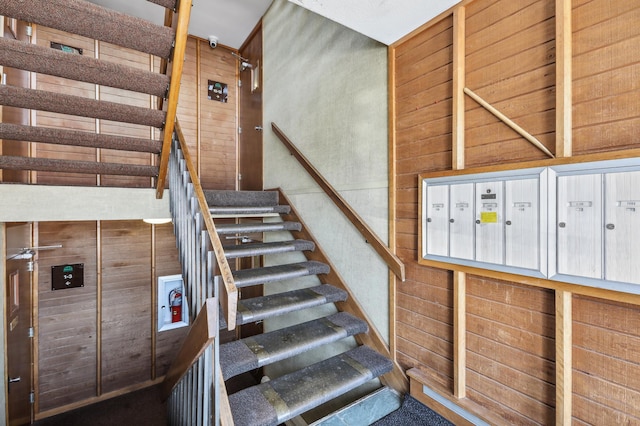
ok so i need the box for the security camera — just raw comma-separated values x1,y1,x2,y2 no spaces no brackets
208,36,218,49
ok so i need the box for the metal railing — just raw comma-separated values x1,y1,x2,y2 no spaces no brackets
163,124,237,425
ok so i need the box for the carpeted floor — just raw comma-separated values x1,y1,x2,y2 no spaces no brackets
32,385,452,426
373,395,454,426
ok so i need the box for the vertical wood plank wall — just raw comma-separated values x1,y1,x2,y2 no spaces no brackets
391,0,640,424
0,27,240,416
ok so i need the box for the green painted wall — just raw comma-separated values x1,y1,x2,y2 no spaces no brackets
263,0,390,342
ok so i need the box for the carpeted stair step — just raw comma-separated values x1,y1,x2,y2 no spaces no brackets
147,0,177,9
0,85,166,129
0,0,175,59
222,239,315,259
0,123,161,154
231,261,330,288
0,156,159,177
0,37,170,97
221,312,368,380
228,345,394,426
216,221,302,235
205,190,280,207
233,284,348,326
209,205,291,216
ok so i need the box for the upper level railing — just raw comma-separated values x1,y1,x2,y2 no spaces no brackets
271,122,406,282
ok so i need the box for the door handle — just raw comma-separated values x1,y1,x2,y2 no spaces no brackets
8,377,20,384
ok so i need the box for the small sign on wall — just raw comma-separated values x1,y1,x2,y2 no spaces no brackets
52,264,84,290
208,80,228,103
50,41,83,55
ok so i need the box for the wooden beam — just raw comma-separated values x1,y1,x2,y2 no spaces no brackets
556,290,572,425
156,0,192,198
388,44,400,361
555,0,572,158
452,8,467,400
464,87,555,159
452,6,466,171
453,270,466,399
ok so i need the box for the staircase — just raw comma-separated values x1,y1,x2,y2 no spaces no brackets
0,0,189,187
207,189,398,425
0,1,403,424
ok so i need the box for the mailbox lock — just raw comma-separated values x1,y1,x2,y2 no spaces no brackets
449,219,455,223
475,219,481,224
505,220,512,226
606,223,615,230
558,222,566,228
427,218,432,223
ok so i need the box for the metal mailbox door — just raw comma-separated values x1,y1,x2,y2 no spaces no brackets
425,184,449,257
604,171,640,284
475,181,504,264
449,183,474,260
556,173,602,278
505,178,539,270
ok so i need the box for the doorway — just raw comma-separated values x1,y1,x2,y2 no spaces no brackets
5,223,34,425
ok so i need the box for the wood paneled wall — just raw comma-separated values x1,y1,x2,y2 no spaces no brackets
391,0,640,424
35,221,183,415
2,23,239,418
177,37,238,190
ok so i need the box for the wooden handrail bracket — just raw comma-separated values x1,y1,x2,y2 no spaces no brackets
271,122,405,282
162,297,218,399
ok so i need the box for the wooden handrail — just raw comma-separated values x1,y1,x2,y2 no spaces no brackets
161,297,217,399
156,0,192,198
271,123,406,282
174,120,238,329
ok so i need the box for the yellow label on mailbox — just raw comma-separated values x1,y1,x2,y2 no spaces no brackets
480,211,498,223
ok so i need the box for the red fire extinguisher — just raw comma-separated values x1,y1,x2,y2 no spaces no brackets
169,288,182,323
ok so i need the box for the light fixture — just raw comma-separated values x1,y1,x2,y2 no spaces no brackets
143,218,172,225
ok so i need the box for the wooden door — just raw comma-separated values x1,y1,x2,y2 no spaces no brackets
6,223,33,425
238,23,263,191
237,24,265,346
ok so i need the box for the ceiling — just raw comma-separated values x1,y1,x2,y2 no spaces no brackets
88,0,461,49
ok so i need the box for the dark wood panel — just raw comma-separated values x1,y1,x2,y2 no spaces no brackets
37,222,98,411
153,223,187,377
100,221,152,393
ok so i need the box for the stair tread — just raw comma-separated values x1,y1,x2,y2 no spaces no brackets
0,37,170,97
205,190,280,207
221,312,367,380
228,345,393,426
0,0,175,59
0,155,158,177
222,239,315,259
0,123,161,154
216,221,302,234
0,85,165,128
235,284,348,326
231,261,330,288
209,205,291,216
